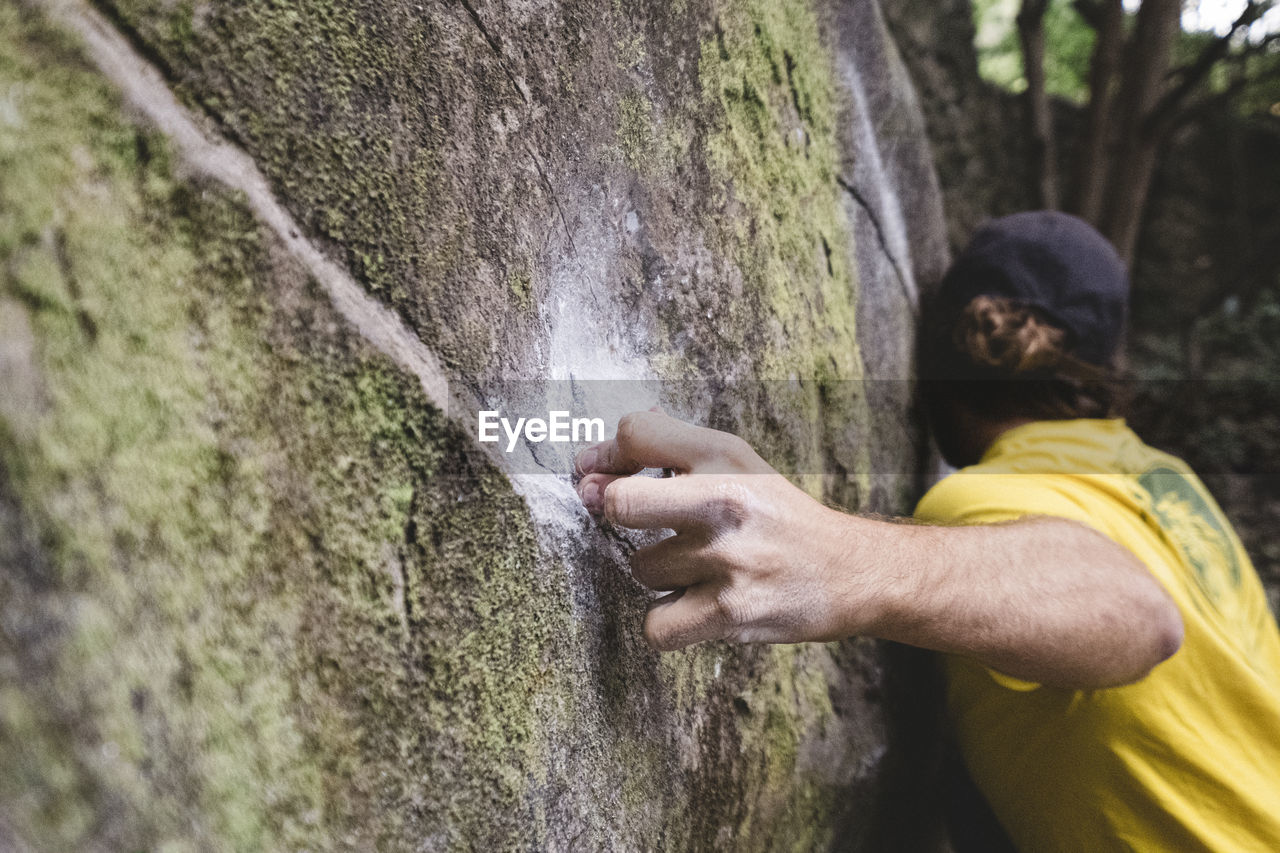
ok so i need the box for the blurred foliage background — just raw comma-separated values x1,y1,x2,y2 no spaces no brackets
885,0,1280,611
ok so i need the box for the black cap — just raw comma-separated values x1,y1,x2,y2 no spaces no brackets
936,211,1129,365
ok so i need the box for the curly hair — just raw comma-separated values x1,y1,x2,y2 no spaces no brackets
921,295,1122,422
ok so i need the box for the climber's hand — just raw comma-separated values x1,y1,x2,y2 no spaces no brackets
574,412,1184,686
574,411,863,651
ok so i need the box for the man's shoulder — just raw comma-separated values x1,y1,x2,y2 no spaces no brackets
914,418,1205,532
981,418,1180,475
913,467,1101,530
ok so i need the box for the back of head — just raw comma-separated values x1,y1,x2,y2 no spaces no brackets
920,212,1129,441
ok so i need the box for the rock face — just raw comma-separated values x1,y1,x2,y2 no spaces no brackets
0,0,947,849
880,0,1032,248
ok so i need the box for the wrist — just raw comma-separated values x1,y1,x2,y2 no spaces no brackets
820,513,922,641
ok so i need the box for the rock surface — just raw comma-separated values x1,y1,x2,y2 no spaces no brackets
880,0,1033,248
0,0,948,849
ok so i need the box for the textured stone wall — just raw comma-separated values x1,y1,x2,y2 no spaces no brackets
880,0,1034,248
0,0,948,849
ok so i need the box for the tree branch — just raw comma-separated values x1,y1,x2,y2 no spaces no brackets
1147,0,1268,132
1169,57,1280,133
1099,0,1182,262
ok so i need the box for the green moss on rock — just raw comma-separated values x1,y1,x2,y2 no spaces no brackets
0,7,567,848
94,0,554,376
699,0,863,380
690,0,872,501
1,0,943,848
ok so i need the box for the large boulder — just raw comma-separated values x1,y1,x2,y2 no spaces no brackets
0,0,947,848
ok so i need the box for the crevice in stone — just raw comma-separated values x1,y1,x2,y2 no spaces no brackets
836,173,916,313
446,2,574,255
525,141,577,255
31,0,453,413
49,225,98,343
454,0,529,105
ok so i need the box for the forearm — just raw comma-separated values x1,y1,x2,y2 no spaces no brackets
573,411,1183,684
838,514,1184,689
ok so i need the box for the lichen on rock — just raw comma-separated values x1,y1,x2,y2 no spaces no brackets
1,0,950,849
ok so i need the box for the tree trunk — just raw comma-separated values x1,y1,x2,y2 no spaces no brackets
1017,0,1059,209
1100,0,1182,263
1071,0,1124,223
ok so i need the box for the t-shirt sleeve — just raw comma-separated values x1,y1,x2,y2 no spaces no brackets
915,472,1112,693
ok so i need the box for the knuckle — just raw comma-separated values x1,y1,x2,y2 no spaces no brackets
708,480,752,526
720,433,754,463
603,482,628,522
712,586,748,630
698,535,726,568
643,616,674,651
705,534,748,577
616,413,638,448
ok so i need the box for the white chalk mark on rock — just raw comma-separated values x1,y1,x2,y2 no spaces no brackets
30,0,665,621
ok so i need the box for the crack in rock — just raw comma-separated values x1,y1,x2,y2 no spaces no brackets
31,0,453,414
29,0,633,627
836,174,915,312
454,0,529,104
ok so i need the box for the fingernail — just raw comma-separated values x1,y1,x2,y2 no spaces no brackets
577,448,598,475
582,481,602,515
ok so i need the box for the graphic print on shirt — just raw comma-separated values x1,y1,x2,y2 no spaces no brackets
1137,465,1242,610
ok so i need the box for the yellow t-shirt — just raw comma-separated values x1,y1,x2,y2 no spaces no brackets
915,418,1280,852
